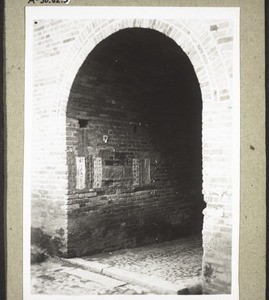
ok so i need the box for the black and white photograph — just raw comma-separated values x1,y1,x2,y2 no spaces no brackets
24,6,240,299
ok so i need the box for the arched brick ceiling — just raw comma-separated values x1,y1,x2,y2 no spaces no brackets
67,28,201,123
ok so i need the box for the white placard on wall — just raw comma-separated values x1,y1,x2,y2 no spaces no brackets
93,157,102,189
76,157,86,189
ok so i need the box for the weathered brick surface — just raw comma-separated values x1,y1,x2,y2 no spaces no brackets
65,28,203,256
31,18,234,294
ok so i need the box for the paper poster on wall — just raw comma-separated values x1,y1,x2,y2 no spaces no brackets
76,157,86,189
93,156,102,188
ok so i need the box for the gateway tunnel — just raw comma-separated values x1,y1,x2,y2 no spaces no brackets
65,28,204,257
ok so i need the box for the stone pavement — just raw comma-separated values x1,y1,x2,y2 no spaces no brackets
31,234,203,295
31,258,153,295
84,234,202,284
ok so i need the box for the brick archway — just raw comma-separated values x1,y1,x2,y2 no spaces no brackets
31,18,234,294
55,19,230,117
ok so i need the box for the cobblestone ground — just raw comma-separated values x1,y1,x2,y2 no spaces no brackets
85,234,203,285
31,259,153,295
31,234,202,295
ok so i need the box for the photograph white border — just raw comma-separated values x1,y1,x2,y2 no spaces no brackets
24,6,240,300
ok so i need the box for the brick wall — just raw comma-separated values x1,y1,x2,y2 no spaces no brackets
31,18,234,294
65,28,204,256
